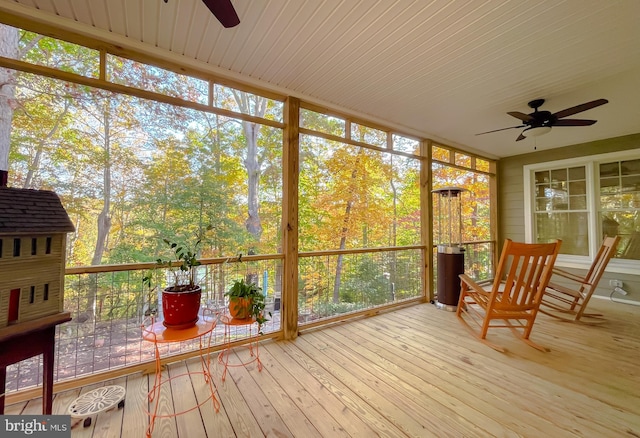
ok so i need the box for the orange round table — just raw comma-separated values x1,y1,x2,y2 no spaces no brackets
218,314,263,382
141,313,219,437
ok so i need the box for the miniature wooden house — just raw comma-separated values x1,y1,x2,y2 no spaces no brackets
0,187,75,327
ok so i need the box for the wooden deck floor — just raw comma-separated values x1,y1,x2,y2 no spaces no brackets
6,298,640,437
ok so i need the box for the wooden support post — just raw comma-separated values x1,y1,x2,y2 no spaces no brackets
420,139,433,302
282,97,300,340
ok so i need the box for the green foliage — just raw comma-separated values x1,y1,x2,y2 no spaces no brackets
153,226,212,291
340,257,393,306
311,301,364,318
224,279,269,324
225,278,261,298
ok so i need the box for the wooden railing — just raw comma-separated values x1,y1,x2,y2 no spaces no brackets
5,246,430,402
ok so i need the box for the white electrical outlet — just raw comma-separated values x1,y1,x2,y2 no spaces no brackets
614,287,628,296
609,279,623,288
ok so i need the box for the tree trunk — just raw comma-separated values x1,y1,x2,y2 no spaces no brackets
0,25,42,178
242,120,263,241
390,170,398,300
91,97,112,265
0,25,18,173
333,155,361,303
232,92,267,245
86,97,112,320
23,99,70,188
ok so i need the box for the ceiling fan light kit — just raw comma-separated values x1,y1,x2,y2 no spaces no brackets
476,98,608,142
523,126,551,138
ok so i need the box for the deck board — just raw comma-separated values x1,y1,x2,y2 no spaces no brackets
120,372,149,438
7,298,639,437
336,314,554,436
262,342,379,437
91,377,126,438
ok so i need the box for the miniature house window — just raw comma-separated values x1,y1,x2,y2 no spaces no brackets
44,283,49,301
31,237,37,255
46,236,52,254
13,238,21,256
30,286,36,304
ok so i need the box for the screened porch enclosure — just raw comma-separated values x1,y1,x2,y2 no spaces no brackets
0,23,496,399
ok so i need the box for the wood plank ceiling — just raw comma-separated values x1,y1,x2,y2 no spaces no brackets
1,0,640,158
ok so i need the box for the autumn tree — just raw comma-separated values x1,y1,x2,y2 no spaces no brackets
0,25,45,182
229,90,267,243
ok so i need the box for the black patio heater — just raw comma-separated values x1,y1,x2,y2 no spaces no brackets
433,187,466,311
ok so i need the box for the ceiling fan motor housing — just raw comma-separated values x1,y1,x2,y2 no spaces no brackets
529,110,554,127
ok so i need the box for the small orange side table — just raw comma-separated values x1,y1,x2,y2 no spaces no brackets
141,311,219,437
218,314,263,382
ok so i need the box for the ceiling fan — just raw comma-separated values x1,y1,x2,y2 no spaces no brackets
163,0,240,28
476,98,608,141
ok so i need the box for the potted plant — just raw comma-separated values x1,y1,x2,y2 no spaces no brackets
144,230,209,329
225,278,268,324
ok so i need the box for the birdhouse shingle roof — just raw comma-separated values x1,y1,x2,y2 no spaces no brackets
0,187,75,234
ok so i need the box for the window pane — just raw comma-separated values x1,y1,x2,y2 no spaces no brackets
568,166,585,180
432,165,492,243
600,162,619,177
600,177,620,198
214,84,283,122
535,171,549,184
18,29,99,78
600,159,640,259
621,159,640,175
392,134,419,155
455,152,471,168
569,180,586,196
621,175,640,191
601,212,640,259
300,109,345,137
432,145,450,162
350,122,386,148
536,212,589,256
9,71,283,264
536,183,550,200
107,55,208,104
569,195,586,210
476,158,490,172
551,168,567,184
299,134,420,251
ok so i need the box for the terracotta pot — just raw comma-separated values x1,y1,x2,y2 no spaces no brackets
228,297,252,320
162,285,201,329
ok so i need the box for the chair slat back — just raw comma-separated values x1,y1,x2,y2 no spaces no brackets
581,236,620,293
491,240,561,311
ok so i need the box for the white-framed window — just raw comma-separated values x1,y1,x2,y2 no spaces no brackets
524,148,640,274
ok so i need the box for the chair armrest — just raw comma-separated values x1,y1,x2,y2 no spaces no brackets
460,274,492,296
476,278,494,287
552,267,591,285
